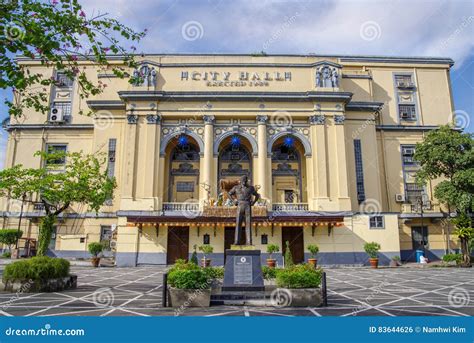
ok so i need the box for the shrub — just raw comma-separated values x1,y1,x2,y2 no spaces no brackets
284,241,294,267
276,264,323,288
364,242,381,259
307,244,319,258
392,256,401,261
3,256,70,281
198,244,214,257
2,251,11,258
442,253,462,264
203,266,224,280
262,266,280,280
168,268,210,289
88,242,104,257
190,244,198,265
0,229,23,252
266,244,279,259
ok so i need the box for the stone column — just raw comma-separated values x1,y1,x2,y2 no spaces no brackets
309,115,329,209
333,115,351,210
256,115,269,202
143,114,161,209
201,115,215,203
121,112,139,201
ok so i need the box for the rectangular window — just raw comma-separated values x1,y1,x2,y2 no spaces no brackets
399,104,416,121
52,101,72,117
55,72,74,88
395,74,413,87
176,182,194,192
401,145,418,166
107,139,117,178
405,183,424,204
45,144,67,168
369,216,384,229
353,139,366,203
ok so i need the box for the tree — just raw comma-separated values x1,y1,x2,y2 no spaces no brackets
414,125,474,266
0,0,145,117
0,229,23,252
284,240,294,267
0,150,116,255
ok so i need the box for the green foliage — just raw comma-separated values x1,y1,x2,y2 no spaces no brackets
442,253,462,264
284,241,294,267
167,268,210,290
262,266,279,280
392,256,401,262
3,256,70,281
0,151,117,256
2,251,11,258
202,266,224,280
88,242,104,257
414,125,474,212
364,242,381,258
190,244,198,265
266,244,279,259
198,244,213,256
307,244,319,258
0,229,23,251
1,0,145,117
276,264,323,288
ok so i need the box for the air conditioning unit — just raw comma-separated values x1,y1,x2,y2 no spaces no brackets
397,81,415,88
395,194,406,202
50,106,65,123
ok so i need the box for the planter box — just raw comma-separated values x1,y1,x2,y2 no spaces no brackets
168,287,211,307
0,275,77,293
284,288,323,307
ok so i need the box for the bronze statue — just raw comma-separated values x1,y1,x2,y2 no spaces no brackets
228,175,260,245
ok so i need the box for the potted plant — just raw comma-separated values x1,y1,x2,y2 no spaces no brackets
364,242,381,268
307,244,319,268
266,244,279,268
88,242,104,267
274,264,324,307
198,244,213,267
168,261,211,307
390,255,401,267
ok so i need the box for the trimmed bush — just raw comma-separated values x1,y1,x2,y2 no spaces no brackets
266,244,279,259
0,229,23,252
284,241,294,267
2,251,11,258
3,256,70,281
276,264,323,289
307,244,319,258
88,242,104,257
168,268,210,289
442,253,462,264
262,266,279,280
364,242,381,259
203,266,224,280
190,244,198,265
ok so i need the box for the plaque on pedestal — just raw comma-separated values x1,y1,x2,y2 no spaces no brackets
222,249,264,291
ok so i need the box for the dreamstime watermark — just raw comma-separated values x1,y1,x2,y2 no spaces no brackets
270,288,293,307
1,279,34,312
174,280,211,316
359,21,381,41
3,21,25,41
180,198,203,219
5,323,85,337
352,110,382,139
269,110,292,129
92,287,114,307
360,198,382,216
181,21,204,41
452,110,470,130
262,12,300,50
448,287,470,308
94,110,114,131
351,280,389,315
438,16,474,52
4,198,23,218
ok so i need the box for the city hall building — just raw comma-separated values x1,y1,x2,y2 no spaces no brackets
1,54,459,266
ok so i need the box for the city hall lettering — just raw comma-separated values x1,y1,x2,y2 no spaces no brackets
180,70,292,87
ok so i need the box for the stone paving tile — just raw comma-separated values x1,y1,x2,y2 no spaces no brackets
0,266,472,316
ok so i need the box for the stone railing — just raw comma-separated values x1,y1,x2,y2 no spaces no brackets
272,203,309,212
162,202,200,212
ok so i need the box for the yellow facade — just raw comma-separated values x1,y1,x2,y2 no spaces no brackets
1,54,458,266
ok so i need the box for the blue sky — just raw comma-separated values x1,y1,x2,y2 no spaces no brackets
1,0,473,168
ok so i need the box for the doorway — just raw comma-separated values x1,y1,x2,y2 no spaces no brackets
167,227,189,264
282,227,304,264
412,226,428,251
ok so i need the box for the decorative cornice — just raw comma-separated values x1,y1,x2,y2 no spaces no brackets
146,114,161,124
376,125,441,131
87,100,125,110
346,101,384,112
127,114,138,124
334,115,345,125
203,115,215,124
118,91,353,103
309,115,325,125
256,115,268,124
4,124,94,131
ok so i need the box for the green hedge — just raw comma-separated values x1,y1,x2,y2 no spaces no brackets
262,266,278,280
3,256,70,281
203,266,224,280
168,268,210,289
442,253,462,264
276,264,323,288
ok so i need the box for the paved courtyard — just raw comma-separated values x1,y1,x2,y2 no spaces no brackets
0,266,472,317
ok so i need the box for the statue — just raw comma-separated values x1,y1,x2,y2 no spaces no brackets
131,64,157,87
228,175,260,245
316,68,322,87
331,67,339,87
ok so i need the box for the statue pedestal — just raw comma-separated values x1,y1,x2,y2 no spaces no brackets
222,249,264,292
